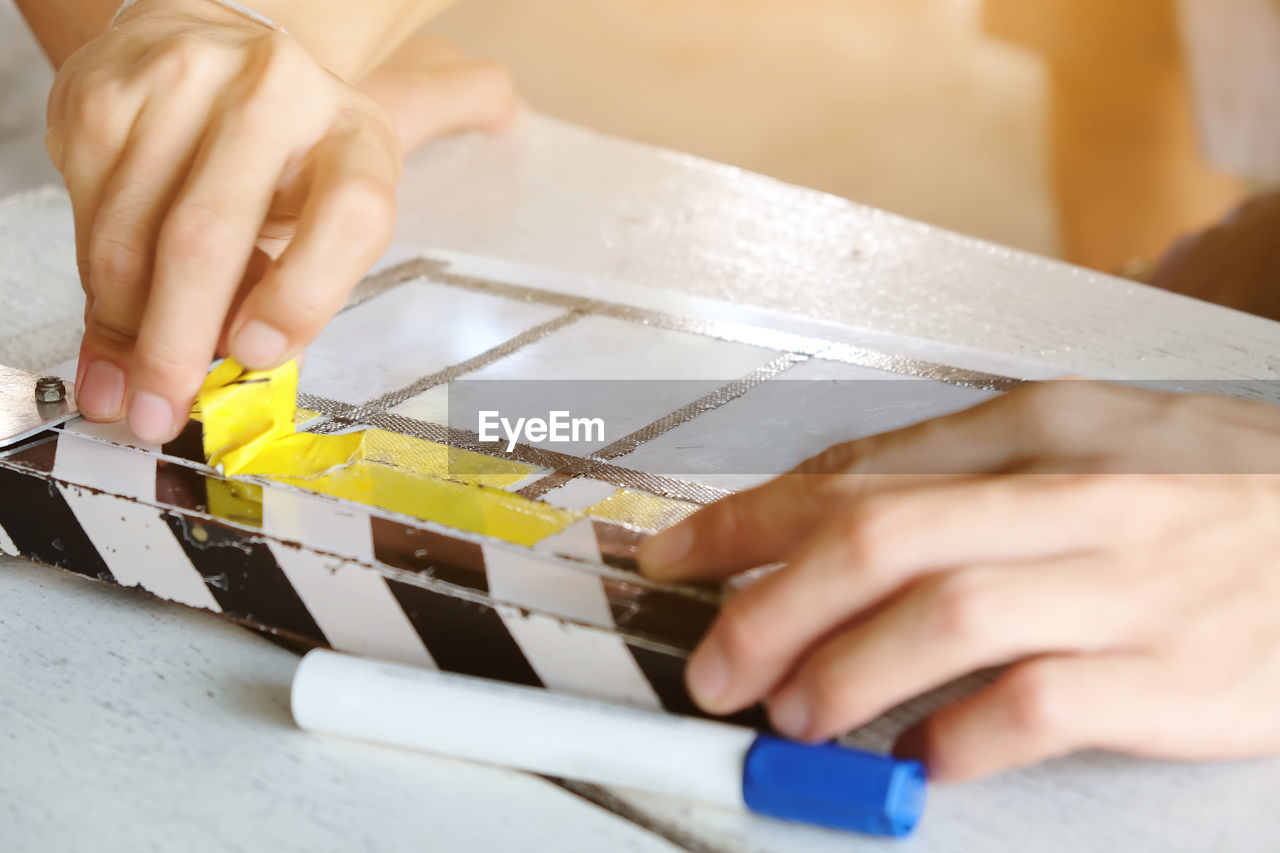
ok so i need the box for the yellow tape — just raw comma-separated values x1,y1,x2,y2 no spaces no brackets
586,489,699,531
196,359,698,546
205,476,264,528
361,428,537,490
197,359,362,479
195,360,569,544
275,462,576,546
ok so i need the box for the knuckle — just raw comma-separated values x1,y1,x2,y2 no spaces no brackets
332,176,396,244
162,202,237,263
808,665,859,726
475,59,518,103
1076,453,1133,475
85,313,139,349
715,600,769,666
75,254,92,287
90,234,148,291
840,498,897,569
225,38,309,128
132,338,197,391
249,35,307,100
798,441,861,476
1156,390,1215,431
263,287,333,336
44,124,66,167
1017,380,1128,442
705,494,749,551
1015,382,1072,440
366,108,405,167
930,570,995,643
803,470,858,503
1003,664,1066,740
67,80,129,137
152,34,219,81
1058,471,1134,506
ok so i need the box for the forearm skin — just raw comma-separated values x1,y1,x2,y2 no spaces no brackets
14,0,451,80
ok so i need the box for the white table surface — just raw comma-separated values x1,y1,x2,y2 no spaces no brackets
5,108,1280,853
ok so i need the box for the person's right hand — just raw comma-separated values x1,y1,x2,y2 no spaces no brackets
46,0,406,443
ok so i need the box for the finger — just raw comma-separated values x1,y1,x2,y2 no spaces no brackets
57,83,148,420
765,556,1134,742
359,57,520,150
795,380,1152,480
217,248,274,357
639,382,1145,581
683,475,1134,715
639,472,969,582
383,35,467,67
128,90,305,442
58,73,148,292
639,473,839,582
226,116,399,372
46,52,81,129
893,653,1169,782
78,86,223,421
45,122,67,174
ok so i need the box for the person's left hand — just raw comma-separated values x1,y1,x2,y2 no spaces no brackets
638,381,1280,781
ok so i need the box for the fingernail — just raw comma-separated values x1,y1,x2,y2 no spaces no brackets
638,524,694,577
127,391,175,443
76,360,125,420
769,692,812,740
231,320,288,369
686,640,730,709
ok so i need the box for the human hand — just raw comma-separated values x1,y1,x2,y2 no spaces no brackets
1150,190,1280,323
47,0,404,442
357,35,522,153
638,381,1280,781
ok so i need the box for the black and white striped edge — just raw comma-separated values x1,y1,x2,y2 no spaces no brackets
0,431,766,728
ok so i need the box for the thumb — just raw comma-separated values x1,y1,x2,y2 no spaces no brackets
359,53,521,152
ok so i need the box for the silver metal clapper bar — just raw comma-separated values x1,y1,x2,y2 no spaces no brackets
0,364,79,450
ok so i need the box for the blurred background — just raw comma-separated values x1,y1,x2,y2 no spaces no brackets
426,0,1059,257
3,0,1271,277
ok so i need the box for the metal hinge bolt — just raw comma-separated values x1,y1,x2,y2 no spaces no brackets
35,376,67,404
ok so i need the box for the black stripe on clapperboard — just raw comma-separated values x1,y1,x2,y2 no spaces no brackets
0,444,115,583
628,644,768,729
160,512,326,643
162,420,206,465
371,516,490,592
387,578,543,687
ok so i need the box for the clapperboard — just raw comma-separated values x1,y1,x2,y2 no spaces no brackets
0,253,1013,720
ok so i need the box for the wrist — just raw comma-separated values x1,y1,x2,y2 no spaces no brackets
114,0,285,32
113,0,367,79
241,0,455,81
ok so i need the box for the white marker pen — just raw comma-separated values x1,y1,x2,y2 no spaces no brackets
291,650,926,837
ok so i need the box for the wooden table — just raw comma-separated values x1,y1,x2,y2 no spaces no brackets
5,114,1280,852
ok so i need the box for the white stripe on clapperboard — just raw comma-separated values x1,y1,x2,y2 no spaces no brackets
485,544,663,710
53,430,156,501
62,490,224,612
53,431,223,611
497,608,664,711
262,487,438,669
0,520,17,556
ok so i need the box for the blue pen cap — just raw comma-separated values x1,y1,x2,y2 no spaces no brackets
742,735,926,838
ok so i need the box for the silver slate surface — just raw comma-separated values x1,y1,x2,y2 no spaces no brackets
3,106,1280,850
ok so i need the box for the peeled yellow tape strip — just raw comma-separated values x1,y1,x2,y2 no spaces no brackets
197,359,363,479
195,359,698,547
